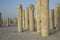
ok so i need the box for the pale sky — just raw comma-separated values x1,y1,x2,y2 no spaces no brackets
0,0,60,19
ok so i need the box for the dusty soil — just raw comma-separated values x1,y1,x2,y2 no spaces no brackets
0,26,60,40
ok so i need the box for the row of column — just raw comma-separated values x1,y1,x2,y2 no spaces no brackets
17,4,34,32
36,0,60,37
36,0,60,36
0,0,60,37
2,17,17,27
17,0,60,37
49,4,60,30
17,0,49,37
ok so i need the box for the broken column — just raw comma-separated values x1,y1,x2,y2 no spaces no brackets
36,0,41,33
54,4,60,30
25,8,29,30
17,4,23,32
49,9,54,30
41,0,49,37
29,4,34,32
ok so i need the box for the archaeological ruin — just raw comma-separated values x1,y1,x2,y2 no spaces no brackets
0,0,60,37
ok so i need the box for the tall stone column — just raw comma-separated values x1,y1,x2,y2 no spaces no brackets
22,10,25,30
54,4,60,30
41,0,49,37
25,8,29,30
36,0,41,33
54,10,57,30
0,13,2,26
29,4,34,32
49,9,54,30
17,4,23,32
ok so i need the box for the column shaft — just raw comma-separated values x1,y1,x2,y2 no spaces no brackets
29,4,34,32
17,4,23,32
49,9,54,30
13,18,17,25
54,4,60,30
25,8,29,30
6,18,9,26
41,0,49,37
22,10,25,30
36,0,41,32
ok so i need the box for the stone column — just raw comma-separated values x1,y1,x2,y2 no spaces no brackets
3,18,6,26
13,17,17,25
41,0,49,37
0,13,2,26
29,4,34,32
17,4,23,32
54,4,60,30
25,8,29,30
54,10,57,30
9,18,11,25
6,17,9,27
22,10,25,30
34,15,37,31
49,9,54,30
2,19,4,26
4,19,6,26
36,0,41,33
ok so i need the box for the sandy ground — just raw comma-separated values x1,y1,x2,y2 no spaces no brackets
0,25,60,40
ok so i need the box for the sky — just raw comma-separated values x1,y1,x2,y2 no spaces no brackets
0,0,60,19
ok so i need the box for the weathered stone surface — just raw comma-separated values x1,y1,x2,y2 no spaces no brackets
36,0,49,37
54,4,60,30
49,9,54,30
6,17,9,26
17,4,23,32
36,0,41,33
54,10,57,30
25,8,29,30
29,4,34,32
22,10,25,30
41,0,49,37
